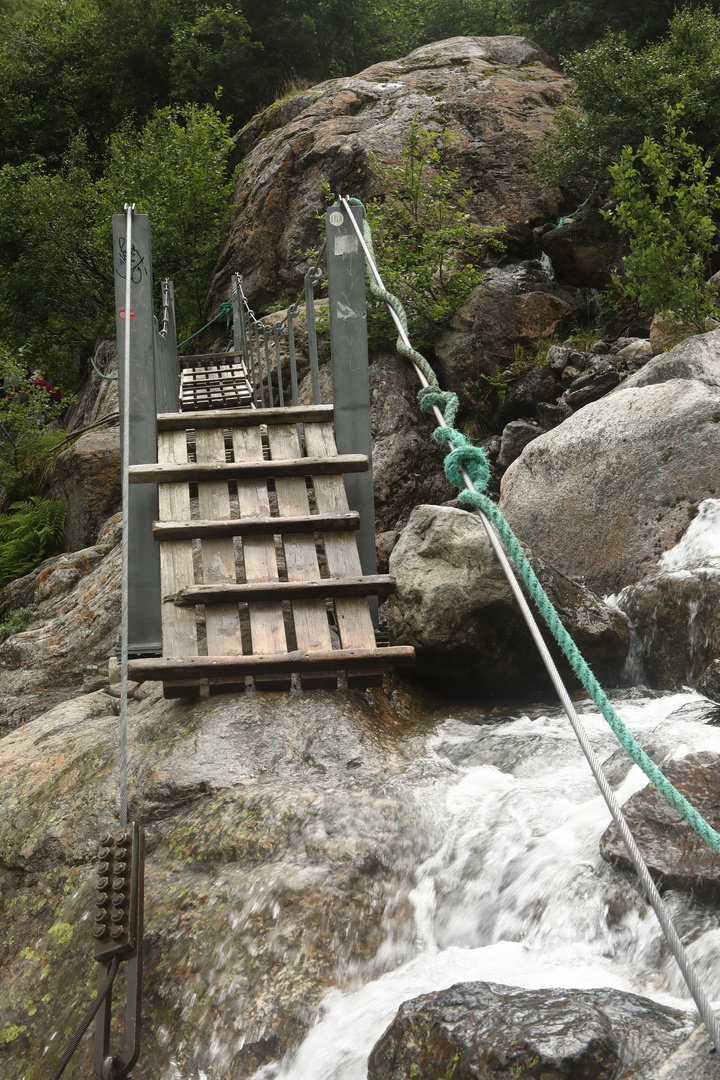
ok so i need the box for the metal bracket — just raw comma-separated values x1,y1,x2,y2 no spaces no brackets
92,823,145,1078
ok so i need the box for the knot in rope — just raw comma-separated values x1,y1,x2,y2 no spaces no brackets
417,385,459,428
219,299,234,327
433,427,491,494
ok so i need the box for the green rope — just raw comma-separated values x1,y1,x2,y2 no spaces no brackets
90,355,117,381
353,198,720,859
177,300,234,350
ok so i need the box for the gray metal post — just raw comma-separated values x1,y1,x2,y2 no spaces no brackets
112,213,162,656
326,202,378,626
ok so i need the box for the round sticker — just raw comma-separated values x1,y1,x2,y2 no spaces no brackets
329,211,344,226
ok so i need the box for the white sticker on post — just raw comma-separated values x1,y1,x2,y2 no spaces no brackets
333,234,359,256
329,211,344,226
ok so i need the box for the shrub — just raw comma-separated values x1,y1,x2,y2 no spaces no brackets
0,497,65,589
366,121,505,349
0,346,68,500
603,106,720,331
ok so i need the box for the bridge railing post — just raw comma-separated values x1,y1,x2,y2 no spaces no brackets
112,212,162,656
153,279,180,414
326,201,378,626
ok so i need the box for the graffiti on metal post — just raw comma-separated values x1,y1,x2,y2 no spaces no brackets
116,237,148,284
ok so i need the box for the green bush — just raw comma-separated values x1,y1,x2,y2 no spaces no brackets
603,106,720,331
0,497,65,589
533,7,720,198
0,347,69,500
366,121,505,349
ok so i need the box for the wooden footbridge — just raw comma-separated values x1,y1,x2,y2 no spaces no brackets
112,211,414,698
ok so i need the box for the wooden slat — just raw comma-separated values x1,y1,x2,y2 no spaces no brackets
152,511,360,540
158,404,333,430
267,422,336,689
195,427,246,694
304,422,382,688
157,429,200,699
232,423,291,690
179,350,247,362
129,646,415,682
169,576,396,605
129,454,368,485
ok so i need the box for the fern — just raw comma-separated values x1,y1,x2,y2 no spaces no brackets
0,497,66,589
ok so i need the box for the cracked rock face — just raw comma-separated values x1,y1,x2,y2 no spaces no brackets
209,36,570,310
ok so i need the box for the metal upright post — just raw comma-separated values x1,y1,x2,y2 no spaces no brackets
112,213,162,656
326,201,378,626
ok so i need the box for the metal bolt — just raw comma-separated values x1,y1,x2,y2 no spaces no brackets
100,833,113,846
114,862,127,874
110,926,124,940
111,892,126,907
110,910,125,924
94,910,108,923
96,892,109,906
112,878,125,891
98,847,110,859
97,861,110,875
115,832,128,845
114,847,127,860
97,876,109,890
92,926,107,939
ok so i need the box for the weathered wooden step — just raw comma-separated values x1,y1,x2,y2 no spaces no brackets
129,454,367,484
167,574,396,606
179,350,247,362
152,511,360,540
128,645,415,682
157,404,334,430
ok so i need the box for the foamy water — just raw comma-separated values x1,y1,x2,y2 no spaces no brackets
659,498,720,571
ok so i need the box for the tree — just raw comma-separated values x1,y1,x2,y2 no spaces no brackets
533,6,720,197
603,106,720,331
512,0,683,56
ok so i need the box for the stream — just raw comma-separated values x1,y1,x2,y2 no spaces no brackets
253,688,720,1080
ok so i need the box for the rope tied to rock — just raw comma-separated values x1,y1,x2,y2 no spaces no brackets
348,195,720,861
177,299,234,350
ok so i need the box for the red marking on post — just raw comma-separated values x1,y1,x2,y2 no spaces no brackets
119,307,135,322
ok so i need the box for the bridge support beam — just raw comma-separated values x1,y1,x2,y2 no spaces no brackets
112,213,162,656
326,201,378,626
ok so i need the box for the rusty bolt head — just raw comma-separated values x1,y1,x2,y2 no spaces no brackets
114,862,127,874
97,876,109,890
110,909,126,924
92,926,107,939
94,909,107,922
100,833,113,846
115,832,128,845
97,861,110,875
95,892,109,906
110,926,124,940
111,878,125,891
114,847,127,860
98,847,110,860
111,892,126,907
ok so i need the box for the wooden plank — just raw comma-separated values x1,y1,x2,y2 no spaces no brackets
232,423,291,690
128,646,415,681
153,511,360,540
267,423,336,689
179,350,247,362
157,429,200,700
158,404,333,430
129,454,368,485
195,427,246,694
304,422,383,688
169,575,396,605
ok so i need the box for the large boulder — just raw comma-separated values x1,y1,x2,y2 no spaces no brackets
539,209,625,288
45,426,121,550
386,504,630,694
600,752,720,901
0,673,435,1078
499,330,720,595
209,37,571,310
368,981,695,1080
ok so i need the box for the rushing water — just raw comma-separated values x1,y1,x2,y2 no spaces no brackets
254,689,720,1080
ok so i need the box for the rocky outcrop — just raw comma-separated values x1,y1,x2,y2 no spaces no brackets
600,753,720,901
62,339,119,430
539,209,625,288
210,36,571,310
0,672,436,1079
367,981,695,1080
0,514,121,730
499,330,720,594
45,427,121,551
386,504,630,693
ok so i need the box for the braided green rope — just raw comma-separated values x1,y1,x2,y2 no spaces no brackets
177,300,234,350
353,198,720,858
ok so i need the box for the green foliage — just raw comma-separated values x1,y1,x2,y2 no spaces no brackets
534,7,720,196
0,347,68,498
0,104,237,377
603,106,720,330
0,497,65,589
0,590,39,642
512,0,682,56
366,122,505,349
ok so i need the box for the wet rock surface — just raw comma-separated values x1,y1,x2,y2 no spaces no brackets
600,752,720,900
499,330,720,594
387,504,630,693
209,36,570,310
539,210,625,288
367,981,695,1080
0,674,437,1079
